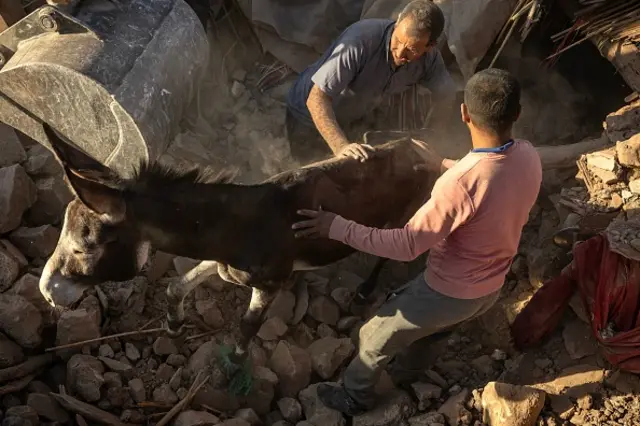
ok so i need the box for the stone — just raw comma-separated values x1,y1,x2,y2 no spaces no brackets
298,383,346,426
0,240,27,268
408,412,446,426
330,270,364,293
7,273,54,323
353,389,415,426
292,322,316,348
550,394,574,420
586,150,617,171
308,296,340,326
471,355,494,376
157,363,176,382
616,133,640,167
125,342,141,361
330,287,353,312
174,410,221,426
235,408,261,425
254,366,279,386
264,290,296,323
128,378,146,403
630,179,640,194
4,405,39,426
425,369,448,389
232,68,247,82
121,409,146,424
107,385,131,408
0,294,42,348
56,309,100,357
482,382,545,426
411,382,442,411
27,176,73,225
9,225,60,258
195,300,224,329
0,165,37,234
67,354,105,402
316,323,337,339
77,295,102,327
26,393,69,423
167,353,187,367
187,341,219,380
231,81,246,98
562,319,598,360
0,247,20,293
258,317,288,341
154,336,179,356
219,420,251,426
0,333,24,368
277,397,302,423
104,371,122,388
98,344,115,358
153,383,178,404
336,316,360,332
0,123,26,168
589,166,619,184
605,370,640,394
307,337,355,380
170,367,183,390
269,341,312,397
535,364,604,398
23,143,61,177
438,389,471,426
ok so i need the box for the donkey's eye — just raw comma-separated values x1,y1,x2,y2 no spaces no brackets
73,249,84,255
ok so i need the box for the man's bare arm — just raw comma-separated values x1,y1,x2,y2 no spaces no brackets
306,85,350,154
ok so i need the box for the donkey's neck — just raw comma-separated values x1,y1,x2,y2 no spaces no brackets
127,181,276,263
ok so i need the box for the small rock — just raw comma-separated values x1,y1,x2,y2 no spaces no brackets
121,409,146,424
107,385,131,408
307,337,355,380
56,309,100,356
550,394,574,420
576,394,593,410
471,355,494,376
438,389,471,426
278,397,302,423
537,365,604,398
67,354,105,402
336,316,360,332
425,369,448,388
104,371,122,388
629,179,640,194
330,270,364,293
0,247,20,293
195,300,224,328
616,133,640,167
231,81,246,98
353,389,415,426
157,363,176,382
254,366,279,386
491,349,507,361
27,176,73,225
0,240,27,268
170,367,183,390
154,336,179,356
0,332,23,368
308,296,340,326
26,393,69,423
235,408,261,425
534,358,552,369
121,343,139,362
408,412,446,426
9,226,60,258
0,165,36,234
153,383,178,404
586,150,617,171
174,410,221,426
0,294,42,348
411,382,442,411
219,420,251,426
23,143,61,177
187,341,219,380
258,317,288,341
316,323,337,339
0,123,27,168
264,290,296,323
167,353,187,367
330,288,353,312
449,384,462,395
482,382,545,426
99,356,134,377
99,344,115,358
128,378,146,403
269,341,312,397
298,383,346,426
232,69,247,82
292,322,316,348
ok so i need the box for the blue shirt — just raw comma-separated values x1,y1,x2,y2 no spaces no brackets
286,19,456,127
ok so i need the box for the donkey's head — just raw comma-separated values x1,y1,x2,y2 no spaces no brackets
39,124,149,308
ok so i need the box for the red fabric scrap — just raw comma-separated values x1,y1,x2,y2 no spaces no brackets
511,234,640,372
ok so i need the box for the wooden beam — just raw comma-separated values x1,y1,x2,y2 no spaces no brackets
0,0,25,32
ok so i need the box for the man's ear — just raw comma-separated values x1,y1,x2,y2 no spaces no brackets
460,103,471,123
42,123,125,222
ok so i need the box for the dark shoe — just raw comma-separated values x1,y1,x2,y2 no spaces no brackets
317,383,368,416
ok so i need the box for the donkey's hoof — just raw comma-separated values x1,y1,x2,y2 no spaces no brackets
164,318,187,338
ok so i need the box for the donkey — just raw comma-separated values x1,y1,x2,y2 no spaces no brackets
38,123,440,351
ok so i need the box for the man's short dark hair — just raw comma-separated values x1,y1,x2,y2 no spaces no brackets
464,68,521,134
397,0,445,43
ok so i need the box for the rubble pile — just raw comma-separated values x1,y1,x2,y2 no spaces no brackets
556,100,640,242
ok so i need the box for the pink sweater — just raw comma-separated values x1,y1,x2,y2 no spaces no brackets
329,140,542,299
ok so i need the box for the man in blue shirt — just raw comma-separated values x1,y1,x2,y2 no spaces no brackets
286,0,456,164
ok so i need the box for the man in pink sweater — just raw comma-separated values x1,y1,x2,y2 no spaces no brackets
292,68,542,415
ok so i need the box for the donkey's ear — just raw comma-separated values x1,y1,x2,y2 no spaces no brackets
42,123,125,222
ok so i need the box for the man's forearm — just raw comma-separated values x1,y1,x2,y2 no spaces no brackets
306,85,350,154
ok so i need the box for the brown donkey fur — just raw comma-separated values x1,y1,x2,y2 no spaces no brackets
38,123,440,351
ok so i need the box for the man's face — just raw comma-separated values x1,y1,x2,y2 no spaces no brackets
390,18,433,67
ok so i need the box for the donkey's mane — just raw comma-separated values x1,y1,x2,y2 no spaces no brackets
128,161,238,192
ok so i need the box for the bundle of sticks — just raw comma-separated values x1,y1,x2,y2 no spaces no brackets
547,0,640,62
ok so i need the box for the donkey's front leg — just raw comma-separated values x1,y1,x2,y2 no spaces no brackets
236,286,276,356
166,260,220,336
